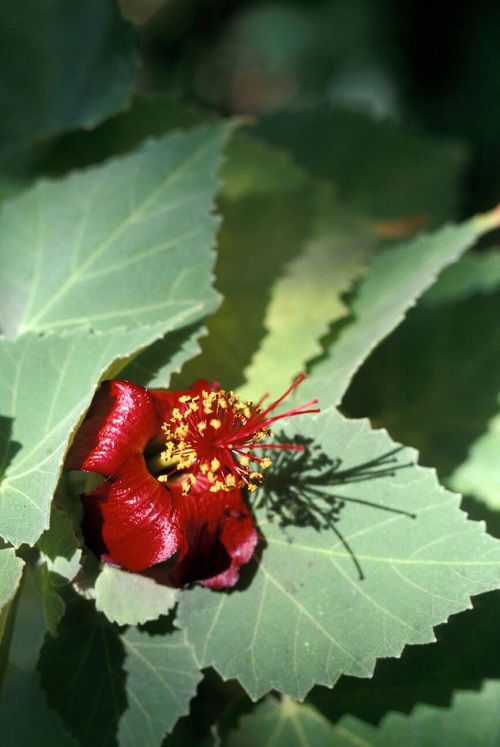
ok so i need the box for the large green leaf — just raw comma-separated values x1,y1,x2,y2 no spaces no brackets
238,187,372,401
298,209,500,408
177,408,500,701
308,588,500,725
118,627,202,746
38,595,126,747
0,0,137,163
0,124,227,337
255,105,467,225
224,683,500,747
0,123,229,547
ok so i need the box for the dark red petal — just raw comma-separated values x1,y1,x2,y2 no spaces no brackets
169,479,258,589
82,454,181,572
66,380,159,476
151,379,215,422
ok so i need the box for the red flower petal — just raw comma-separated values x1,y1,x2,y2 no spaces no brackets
82,454,181,572
66,380,159,476
169,478,259,589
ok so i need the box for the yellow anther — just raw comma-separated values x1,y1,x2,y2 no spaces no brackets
225,474,236,488
172,408,182,421
210,419,221,429
247,484,257,492
179,395,191,403
200,463,209,474
239,456,250,467
197,422,207,433
210,458,221,472
261,457,272,469
157,475,169,483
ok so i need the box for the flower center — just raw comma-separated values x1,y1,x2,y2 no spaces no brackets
156,375,319,496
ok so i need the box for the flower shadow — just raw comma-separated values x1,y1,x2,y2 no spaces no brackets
253,433,416,581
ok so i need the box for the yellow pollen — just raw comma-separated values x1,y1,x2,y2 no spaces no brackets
239,456,250,467
197,422,207,433
210,419,221,429
261,457,272,469
157,475,169,483
178,395,191,403
210,458,221,471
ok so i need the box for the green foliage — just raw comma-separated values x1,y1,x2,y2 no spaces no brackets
225,683,500,747
256,105,468,225
344,249,500,479
177,408,500,700
0,123,228,550
38,595,127,747
298,211,500,408
95,565,178,626
118,627,202,746
1,4,500,743
0,0,137,164
239,186,372,401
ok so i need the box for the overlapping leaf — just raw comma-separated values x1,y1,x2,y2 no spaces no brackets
344,249,500,478
118,627,202,746
298,209,500,407
95,565,178,626
38,595,126,747
177,408,500,700
451,409,500,510
0,0,137,163
0,123,229,548
238,187,372,401
225,683,500,747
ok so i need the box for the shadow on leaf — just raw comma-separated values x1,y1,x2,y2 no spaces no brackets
254,433,415,580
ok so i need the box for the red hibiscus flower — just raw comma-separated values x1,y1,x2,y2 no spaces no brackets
66,375,319,589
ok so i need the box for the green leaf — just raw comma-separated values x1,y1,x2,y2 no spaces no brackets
255,105,468,225
177,408,500,701
225,683,500,747
0,124,227,337
422,249,500,305
343,253,500,479
298,209,500,408
0,123,229,548
451,410,500,510
38,506,81,583
239,187,372,401
224,696,337,747
308,588,500,726
95,565,178,626
0,549,23,615
340,680,500,746
0,327,196,548
38,594,126,747
118,627,202,746
0,0,137,163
